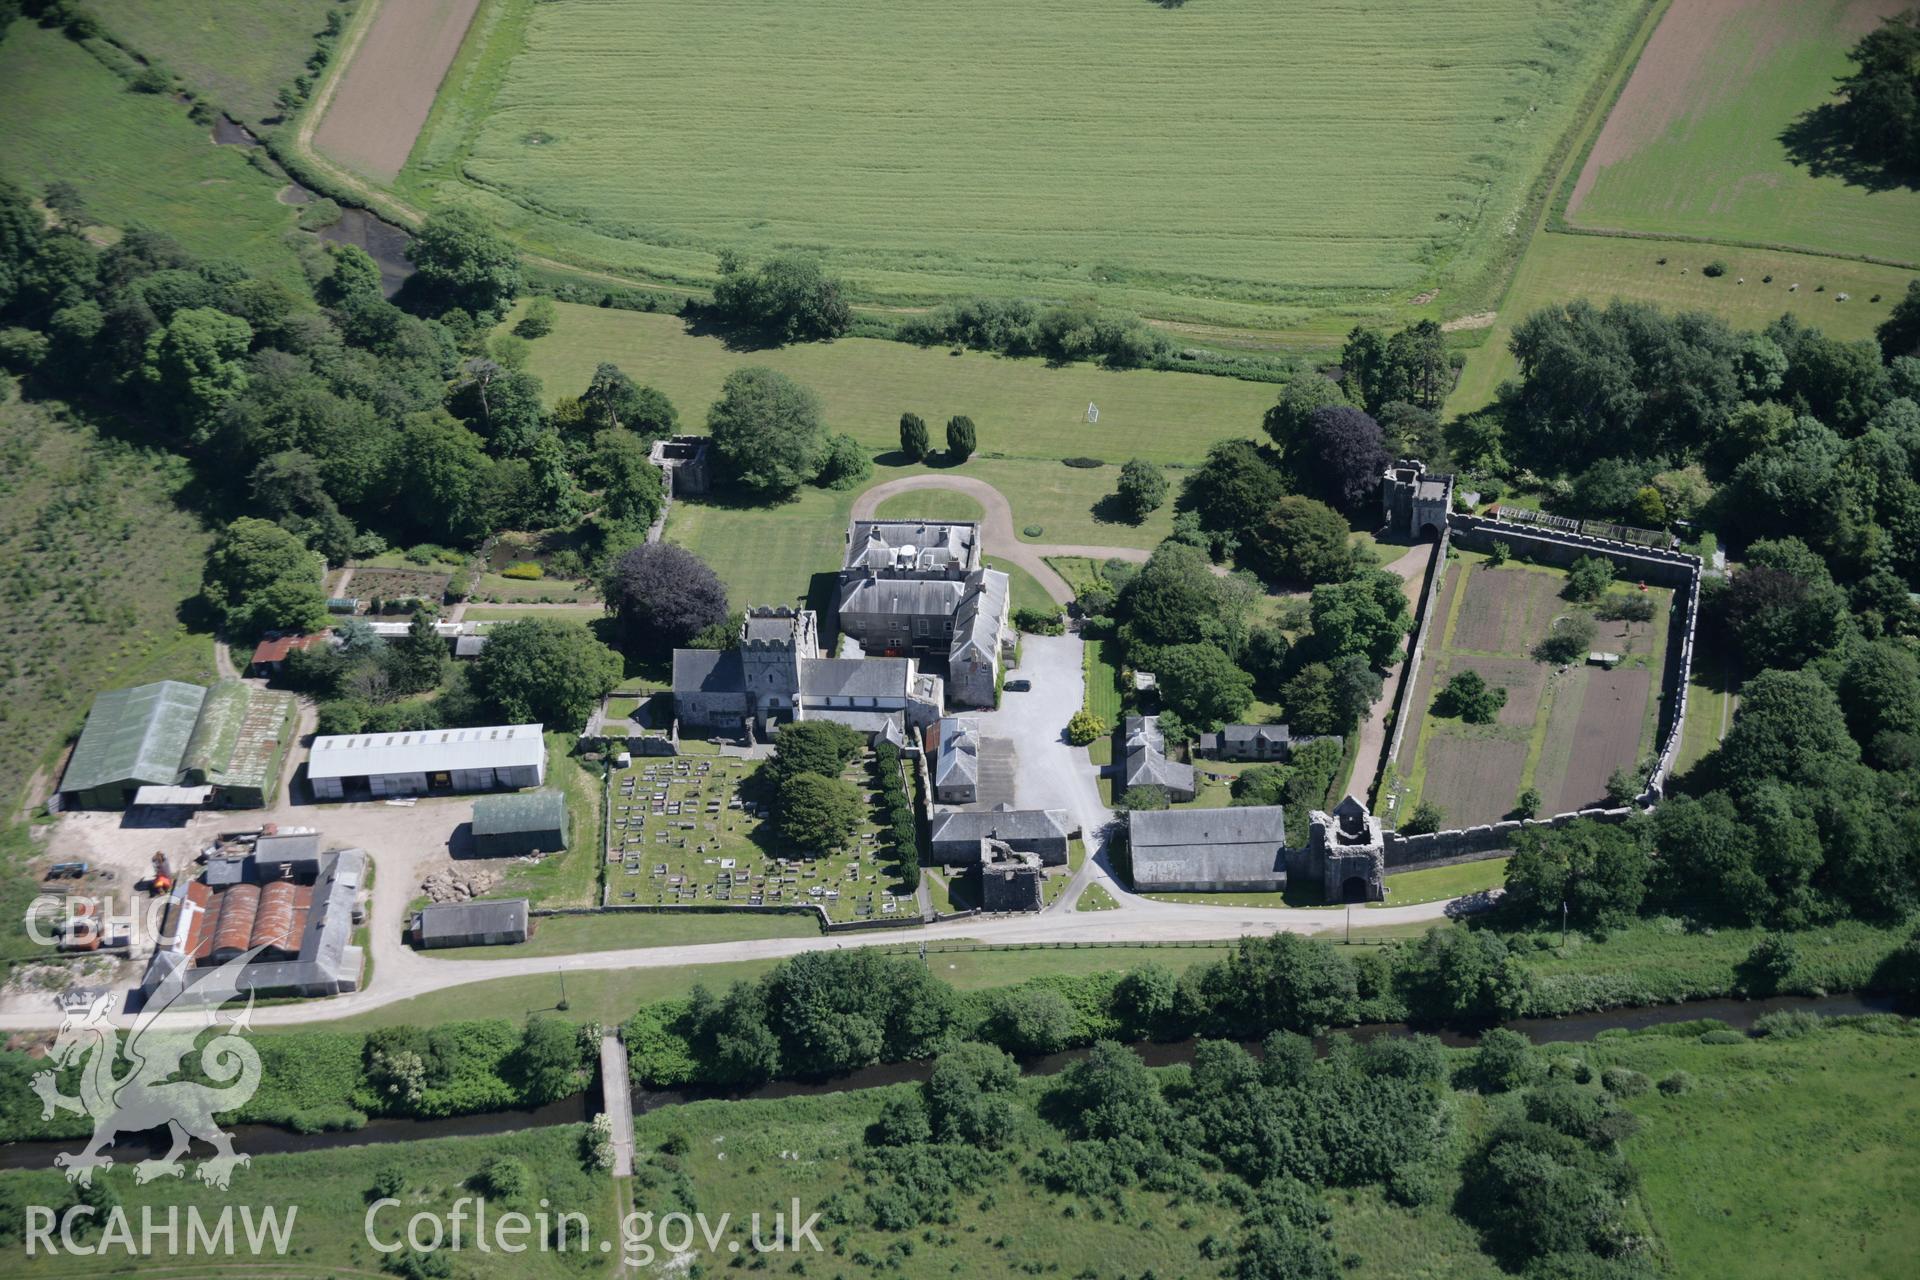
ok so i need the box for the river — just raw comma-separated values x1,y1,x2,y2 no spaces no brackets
1,991,1901,1172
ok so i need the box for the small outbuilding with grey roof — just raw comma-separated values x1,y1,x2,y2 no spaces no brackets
411,898,531,949
928,806,1073,866
471,791,569,856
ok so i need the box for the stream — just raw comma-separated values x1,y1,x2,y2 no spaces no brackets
0,991,1900,1171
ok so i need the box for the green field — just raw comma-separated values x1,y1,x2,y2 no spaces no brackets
0,23,307,286
1448,231,1918,414
411,0,1646,332
0,399,217,962
6,1125,617,1279
86,0,350,126
517,301,1274,465
1566,0,1920,266
1609,1019,1920,1278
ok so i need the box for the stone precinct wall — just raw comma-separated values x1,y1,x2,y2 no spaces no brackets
1444,513,1702,803
1384,806,1633,867
1364,511,1703,875
1377,528,1451,795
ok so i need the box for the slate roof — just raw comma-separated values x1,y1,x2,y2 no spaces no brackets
672,648,743,693
414,897,529,942
936,718,980,788
1223,724,1290,746
837,576,970,618
63,681,208,795
1123,715,1194,794
799,657,909,698
1128,806,1290,886
929,808,1071,847
844,520,980,573
951,570,1009,660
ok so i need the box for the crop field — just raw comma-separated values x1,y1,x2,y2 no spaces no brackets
86,0,350,126
1566,0,1920,265
1446,230,1917,414
0,23,307,286
395,0,1646,331
1390,552,1671,826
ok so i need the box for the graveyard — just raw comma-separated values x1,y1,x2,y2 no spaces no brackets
607,750,918,925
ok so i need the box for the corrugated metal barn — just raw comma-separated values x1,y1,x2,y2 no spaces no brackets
306,724,546,801
471,790,569,856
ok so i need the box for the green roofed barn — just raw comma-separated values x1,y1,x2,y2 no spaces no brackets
60,681,208,809
59,680,296,810
471,790,569,857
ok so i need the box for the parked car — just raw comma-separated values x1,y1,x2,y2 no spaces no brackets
1004,678,1032,692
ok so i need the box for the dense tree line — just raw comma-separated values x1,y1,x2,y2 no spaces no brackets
897,295,1170,368
0,179,691,638
1818,8,1920,177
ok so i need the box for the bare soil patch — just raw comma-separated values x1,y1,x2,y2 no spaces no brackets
1451,567,1565,655
1453,656,1547,729
1548,666,1653,811
313,0,482,181
1421,737,1529,827
347,566,451,602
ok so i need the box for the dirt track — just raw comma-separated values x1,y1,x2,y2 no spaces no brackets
311,0,481,181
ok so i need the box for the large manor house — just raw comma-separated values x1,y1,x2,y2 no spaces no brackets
672,518,1013,739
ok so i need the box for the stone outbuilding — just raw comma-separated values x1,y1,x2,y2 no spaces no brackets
411,898,531,950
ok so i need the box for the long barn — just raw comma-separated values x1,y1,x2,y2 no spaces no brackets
306,724,545,801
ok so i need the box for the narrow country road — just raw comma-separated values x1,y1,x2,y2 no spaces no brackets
850,474,1156,605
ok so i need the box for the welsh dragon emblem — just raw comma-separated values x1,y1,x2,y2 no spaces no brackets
31,948,265,1189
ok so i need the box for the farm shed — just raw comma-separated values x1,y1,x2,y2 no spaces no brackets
178,682,297,808
307,724,546,801
411,898,531,950
59,681,208,808
471,790,569,856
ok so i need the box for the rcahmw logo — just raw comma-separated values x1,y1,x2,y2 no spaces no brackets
23,949,296,1256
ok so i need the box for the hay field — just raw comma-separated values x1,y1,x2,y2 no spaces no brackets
1390,552,1671,827
405,0,1646,330
1566,0,1920,263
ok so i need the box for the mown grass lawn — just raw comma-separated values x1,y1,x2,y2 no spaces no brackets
985,555,1057,618
873,486,984,522
516,302,1277,466
490,734,605,908
1372,856,1510,908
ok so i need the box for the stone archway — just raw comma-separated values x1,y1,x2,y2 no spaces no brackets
1418,522,1444,543
1341,875,1372,903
